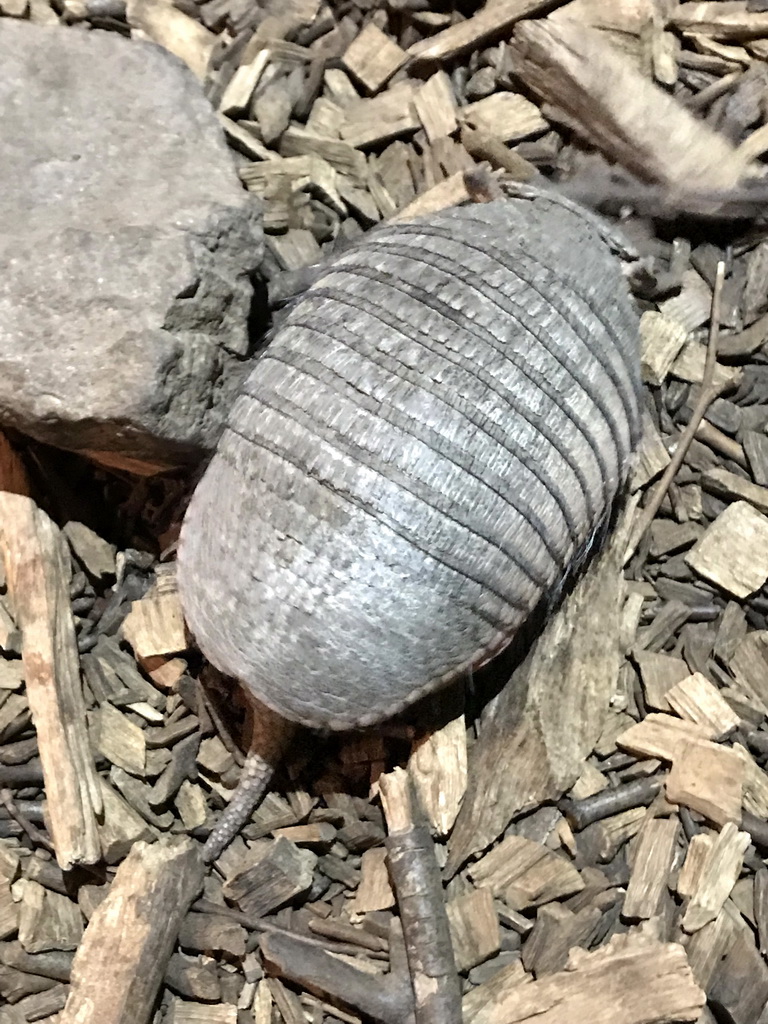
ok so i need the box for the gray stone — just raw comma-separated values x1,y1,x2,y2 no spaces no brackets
0,21,264,467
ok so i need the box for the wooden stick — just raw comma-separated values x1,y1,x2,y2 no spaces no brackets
261,929,413,1024
0,431,101,869
380,767,461,1024
625,261,726,563
60,839,204,1024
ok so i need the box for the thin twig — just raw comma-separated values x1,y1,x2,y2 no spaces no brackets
625,261,726,564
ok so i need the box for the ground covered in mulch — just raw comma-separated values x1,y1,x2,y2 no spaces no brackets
5,1,768,1023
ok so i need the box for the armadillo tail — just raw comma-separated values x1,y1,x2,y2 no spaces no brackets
202,707,297,863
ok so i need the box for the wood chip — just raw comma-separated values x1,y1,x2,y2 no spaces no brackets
280,127,368,183
685,500,768,598
407,711,467,837
121,568,187,659
701,465,768,515
630,413,672,491
666,738,744,827
471,926,704,1024
468,835,584,911
342,22,406,94
522,902,602,976
349,847,394,914
677,832,713,900
618,713,713,761
219,49,271,116
635,651,692,711
16,879,83,954
623,816,680,920
463,957,531,1022
461,92,548,143
674,3,768,41
0,877,18,941
408,0,561,64
639,311,689,386
340,81,420,148
414,71,458,143
126,0,215,81
666,672,741,739
449,510,630,873
393,170,470,221
222,837,316,917
681,822,750,933
446,888,500,972
63,521,116,580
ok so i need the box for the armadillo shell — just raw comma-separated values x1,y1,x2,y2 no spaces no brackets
178,194,642,731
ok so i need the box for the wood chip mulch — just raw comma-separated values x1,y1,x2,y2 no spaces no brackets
5,1,768,1023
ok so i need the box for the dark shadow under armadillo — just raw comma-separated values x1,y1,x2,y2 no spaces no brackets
178,193,642,732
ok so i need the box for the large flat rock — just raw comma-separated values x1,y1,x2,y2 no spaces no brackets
0,20,264,469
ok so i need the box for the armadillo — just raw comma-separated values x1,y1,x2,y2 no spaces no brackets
178,190,642,737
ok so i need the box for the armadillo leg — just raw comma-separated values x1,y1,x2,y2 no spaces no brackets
203,700,297,863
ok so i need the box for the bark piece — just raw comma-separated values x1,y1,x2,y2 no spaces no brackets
686,500,768,598
468,835,584,911
682,822,750,933
60,840,203,1024
463,958,531,1022
408,0,561,64
623,817,680,921
471,926,704,1024
0,434,101,870
448,508,630,874
511,18,753,190
0,21,262,467
343,22,406,94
